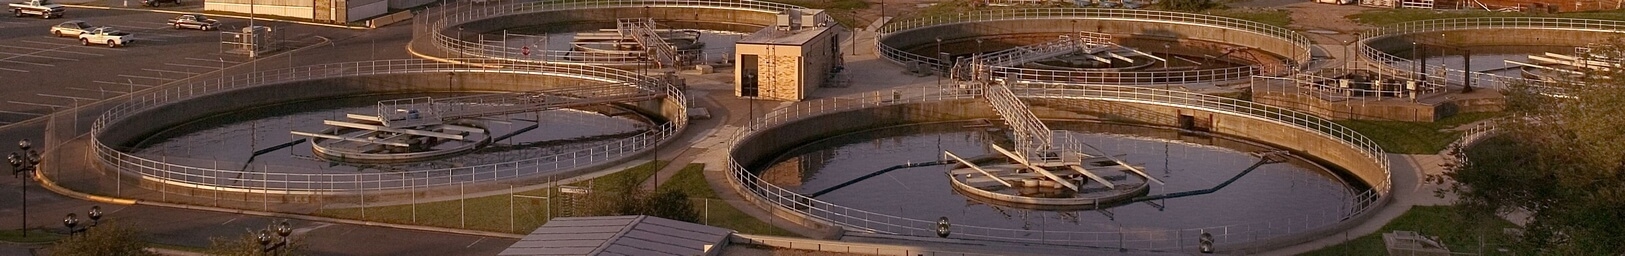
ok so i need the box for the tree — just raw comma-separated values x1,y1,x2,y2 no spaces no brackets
46,222,157,256
1445,38,1625,254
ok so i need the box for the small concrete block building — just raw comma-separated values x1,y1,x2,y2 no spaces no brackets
734,9,842,101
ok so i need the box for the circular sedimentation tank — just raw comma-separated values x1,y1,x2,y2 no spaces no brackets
728,87,1392,251
91,60,688,195
877,8,1314,87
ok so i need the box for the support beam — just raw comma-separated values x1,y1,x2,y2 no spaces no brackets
1081,143,1163,185
322,120,466,140
1067,165,1116,189
944,151,1015,188
289,131,412,147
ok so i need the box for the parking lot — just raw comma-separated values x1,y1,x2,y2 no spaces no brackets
0,8,365,125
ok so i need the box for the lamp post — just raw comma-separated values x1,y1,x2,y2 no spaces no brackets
12,139,38,237
63,213,78,237
258,220,294,255
63,206,100,237
935,37,943,86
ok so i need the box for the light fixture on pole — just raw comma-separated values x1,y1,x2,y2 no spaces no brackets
259,220,294,255
13,139,38,237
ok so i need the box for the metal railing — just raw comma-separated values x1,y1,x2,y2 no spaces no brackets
1356,17,1625,90
875,8,1311,86
415,0,797,65
726,84,1388,250
89,59,689,193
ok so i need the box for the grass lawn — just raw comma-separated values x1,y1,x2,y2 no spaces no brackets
1302,205,1522,255
1205,8,1293,27
1349,8,1625,26
659,164,800,237
1334,111,1502,154
316,161,799,236
0,229,64,244
314,161,663,233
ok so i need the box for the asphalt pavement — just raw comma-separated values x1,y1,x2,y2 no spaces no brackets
0,6,516,256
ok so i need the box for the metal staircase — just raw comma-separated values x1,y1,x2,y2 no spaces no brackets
617,18,681,68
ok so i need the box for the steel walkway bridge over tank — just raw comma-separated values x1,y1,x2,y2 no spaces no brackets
618,18,681,68
371,83,663,129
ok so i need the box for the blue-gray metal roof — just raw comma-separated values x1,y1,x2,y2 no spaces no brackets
499,215,733,256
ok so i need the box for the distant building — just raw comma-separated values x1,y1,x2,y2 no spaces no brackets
734,9,843,101
203,0,431,24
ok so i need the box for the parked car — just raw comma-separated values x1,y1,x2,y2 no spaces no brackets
79,27,132,48
140,0,178,7
9,0,64,19
50,20,93,37
167,14,216,30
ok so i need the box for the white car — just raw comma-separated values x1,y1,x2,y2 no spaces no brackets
79,27,132,47
49,20,92,37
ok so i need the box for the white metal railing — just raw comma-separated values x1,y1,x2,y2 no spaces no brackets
876,8,1311,86
1356,17,1625,91
415,0,797,65
726,84,1388,250
90,59,689,193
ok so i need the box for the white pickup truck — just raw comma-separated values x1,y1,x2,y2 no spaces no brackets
9,0,64,19
79,27,133,48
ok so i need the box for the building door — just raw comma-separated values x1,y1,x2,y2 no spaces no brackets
740,54,759,97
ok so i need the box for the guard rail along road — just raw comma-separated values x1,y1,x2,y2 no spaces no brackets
89,59,689,194
726,84,1389,251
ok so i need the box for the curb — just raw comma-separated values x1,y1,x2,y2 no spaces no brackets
57,4,369,30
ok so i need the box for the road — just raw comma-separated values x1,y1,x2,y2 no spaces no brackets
0,6,518,256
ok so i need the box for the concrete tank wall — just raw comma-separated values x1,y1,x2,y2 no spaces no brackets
102,72,671,149
882,18,1303,63
450,6,778,36
1367,29,1624,53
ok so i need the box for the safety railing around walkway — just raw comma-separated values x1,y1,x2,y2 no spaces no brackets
89,59,689,193
726,84,1389,250
415,0,795,65
1356,17,1625,90
875,8,1311,86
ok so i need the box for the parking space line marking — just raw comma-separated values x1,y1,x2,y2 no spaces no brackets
186,57,240,64
467,238,484,248
8,101,65,109
0,44,105,56
0,110,44,117
93,80,154,88
0,67,27,73
141,68,199,75
0,59,52,67
0,52,77,61
38,93,99,101
21,40,130,52
68,86,125,93
119,74,176,81
166,63,222,69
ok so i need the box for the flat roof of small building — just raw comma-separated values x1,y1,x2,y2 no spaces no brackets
498,215,733,256
738,25,836,46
